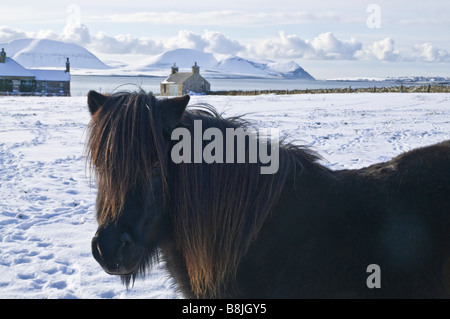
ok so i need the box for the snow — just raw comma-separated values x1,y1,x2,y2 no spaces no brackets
1,39,314,79
1,93,449,298
1,39,110,70
31,69,70,82
126,49,315,79
0,58,35,77
215,56,271,77
137,49,218,71
0,55,69,82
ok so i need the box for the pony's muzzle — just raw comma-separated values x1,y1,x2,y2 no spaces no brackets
91,231,140,276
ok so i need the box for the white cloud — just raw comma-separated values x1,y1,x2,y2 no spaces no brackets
2,22,450,66
356,38,400,62
246,31,362,61
0,23,164,55
308,32,362,60
0,26,29,43
0,24,91,47
371,38,400,61
165,30,208,51
413,43,449,62
202,30,245,55
164,30,245,55
61,23,91,45
246,31,309,59
89,32,164,54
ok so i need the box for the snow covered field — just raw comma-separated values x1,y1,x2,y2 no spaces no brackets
1,93,449,299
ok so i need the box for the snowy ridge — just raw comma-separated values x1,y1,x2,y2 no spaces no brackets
0,39,315,79
131,48,315,79
0,39,111,70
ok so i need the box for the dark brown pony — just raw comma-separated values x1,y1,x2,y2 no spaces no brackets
87,90,450,298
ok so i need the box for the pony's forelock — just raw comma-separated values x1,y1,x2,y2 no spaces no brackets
86,91,168,225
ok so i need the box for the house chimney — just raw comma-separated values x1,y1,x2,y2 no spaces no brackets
192,62,199,74
0,48,6,63
171,63,179,75
65,57,70,73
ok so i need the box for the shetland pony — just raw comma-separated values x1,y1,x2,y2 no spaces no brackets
87,90,450,298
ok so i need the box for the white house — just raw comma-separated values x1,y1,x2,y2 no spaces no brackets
0,48,70,95
160,62,210,96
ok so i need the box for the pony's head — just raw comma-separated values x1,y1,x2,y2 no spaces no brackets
86,90,189,284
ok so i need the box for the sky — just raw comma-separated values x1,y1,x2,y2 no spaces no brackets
0,0,449,79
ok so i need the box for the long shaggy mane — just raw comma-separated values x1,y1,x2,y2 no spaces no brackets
165,104,323,297
86,91,324,297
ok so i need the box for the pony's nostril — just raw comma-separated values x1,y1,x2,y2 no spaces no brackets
91,236,103,262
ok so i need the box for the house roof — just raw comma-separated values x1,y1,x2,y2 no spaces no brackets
0,57,35,78
0,57,70,82
31,69,70,81
161,72,193,84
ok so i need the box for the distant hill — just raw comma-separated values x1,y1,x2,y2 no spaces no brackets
0,40,314,79
136,48,218,71
0,39,111,70
132,48,315,80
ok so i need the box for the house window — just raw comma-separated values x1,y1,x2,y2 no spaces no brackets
163,84,167,93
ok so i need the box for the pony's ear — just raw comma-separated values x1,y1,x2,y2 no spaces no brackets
160,95,190,132
87,90,108,115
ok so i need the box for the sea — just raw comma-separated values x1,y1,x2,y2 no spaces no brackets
70,75,428,97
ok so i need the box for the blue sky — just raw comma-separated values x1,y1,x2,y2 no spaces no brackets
1,0,449,78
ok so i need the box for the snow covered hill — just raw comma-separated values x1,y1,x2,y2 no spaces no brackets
0,39,111,70
0,39,314,79
136,48,218,71
134,48,315,79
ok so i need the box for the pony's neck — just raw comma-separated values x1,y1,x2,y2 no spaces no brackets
167,111,302,297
